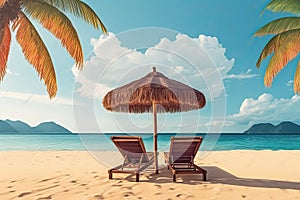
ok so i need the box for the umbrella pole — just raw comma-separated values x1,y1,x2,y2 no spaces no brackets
153,101,159,174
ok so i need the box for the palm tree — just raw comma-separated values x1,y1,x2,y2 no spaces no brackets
0,0,107,98
254,0,300,93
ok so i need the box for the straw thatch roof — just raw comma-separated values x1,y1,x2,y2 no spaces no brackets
102,67,206,113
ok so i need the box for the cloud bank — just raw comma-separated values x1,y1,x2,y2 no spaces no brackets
73,32,256,102
229,93,300,126
72,31,262,133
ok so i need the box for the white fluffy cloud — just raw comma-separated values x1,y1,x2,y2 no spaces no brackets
229,93,300,125
73,32,256,101
72,32,261,133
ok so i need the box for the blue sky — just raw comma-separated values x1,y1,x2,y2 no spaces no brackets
1,0,300,133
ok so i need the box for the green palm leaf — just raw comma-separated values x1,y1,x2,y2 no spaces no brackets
0,22,11,80
262,0,300,15
294,61,300,93
12,12,57,98
43,0,107,33
255,17,300,36
22,0,84,68
264,30,300,88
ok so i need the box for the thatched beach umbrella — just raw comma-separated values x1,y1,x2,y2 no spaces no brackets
102,67,206,174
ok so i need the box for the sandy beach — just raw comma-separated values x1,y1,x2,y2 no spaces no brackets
0,150,299,200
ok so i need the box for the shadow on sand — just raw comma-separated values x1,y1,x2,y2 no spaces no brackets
116,166,300,190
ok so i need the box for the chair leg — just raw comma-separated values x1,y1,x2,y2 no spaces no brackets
108,171,113,180
203,171,207,181
173,174,176,182
136,173,140,182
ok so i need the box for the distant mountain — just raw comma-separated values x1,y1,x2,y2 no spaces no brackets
32,122,71,133
5,119,32,132
0,120,72,134
0,120,17,133
244,121,300,134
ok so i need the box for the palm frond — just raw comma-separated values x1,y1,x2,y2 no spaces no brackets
0,0,7,7
262,0,300,15
0,22,11,80
12,12,57,98
43,0,107,33
256,34,281,67
294,60,300,93
22,0,83,68
264,30,300,88
255,17,300,36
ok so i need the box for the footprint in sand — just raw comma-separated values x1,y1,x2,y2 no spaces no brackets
176,194,182,197
123,192,134,197
70,180,77,183
112,180,123,187
123,186,133,190
202,184,213,190
94,194,103,199
39,175,65,183
154,184,162,189
37,195,52,200
39,179,50,183
18,191,32,197
112,184,122,187
176,193,193,198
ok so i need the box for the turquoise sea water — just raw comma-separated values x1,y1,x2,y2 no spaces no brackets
0,133,300,151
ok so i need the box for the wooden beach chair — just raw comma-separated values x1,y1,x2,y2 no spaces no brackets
108,136,154,182
163,136,207,182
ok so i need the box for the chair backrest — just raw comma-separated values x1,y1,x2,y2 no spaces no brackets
111,136,149,163
169,136,203,164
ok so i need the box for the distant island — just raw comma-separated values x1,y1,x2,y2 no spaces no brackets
244,121,300,134
0,119,72,134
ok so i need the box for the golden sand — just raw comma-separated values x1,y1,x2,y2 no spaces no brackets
0,150,299,200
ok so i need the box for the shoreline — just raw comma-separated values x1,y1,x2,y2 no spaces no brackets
1,149,300,152
2,132,300,135
1,149,298,154
0,150,299,199
0,149,300,153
